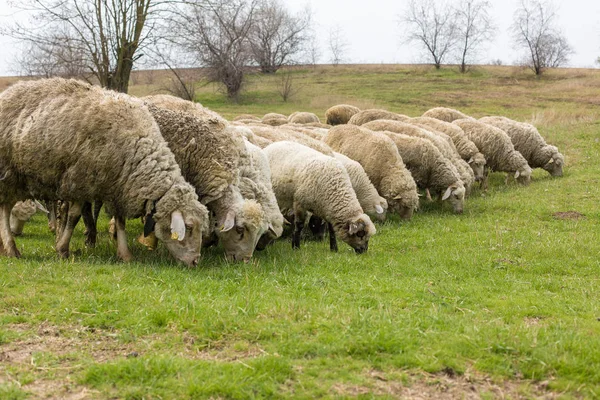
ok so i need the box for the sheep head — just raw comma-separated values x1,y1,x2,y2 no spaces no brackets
337,213,376,254
217,199,267,263
441,183,466,214
542,146,564,177
468,153,486,182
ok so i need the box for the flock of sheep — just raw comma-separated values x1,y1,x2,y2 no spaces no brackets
0,78,565,266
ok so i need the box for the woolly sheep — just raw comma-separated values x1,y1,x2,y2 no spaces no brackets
0,78,209,265
323,125,419,219
453,119,533,187
325,104,361,126
381,132,465,213
288,112,321,124
333,152,388,221
362,120,475,195
249,125,334,155
348,109,410,126
479,116,564,177
262,113,288,126
234,114,260,121
144,94,226,123
422,107,474,122
411,117,487,182
264,141,376,253
281,124,326,140
9,200,47,236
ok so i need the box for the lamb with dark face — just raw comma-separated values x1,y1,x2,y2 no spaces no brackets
263,141,376,253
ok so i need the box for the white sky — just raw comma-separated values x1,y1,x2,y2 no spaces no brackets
0,0,598,76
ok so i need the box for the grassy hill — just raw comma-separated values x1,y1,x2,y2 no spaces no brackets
1,65,599,399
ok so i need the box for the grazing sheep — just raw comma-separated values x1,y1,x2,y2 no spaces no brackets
238,139,285,250
479,116,564,177
411,117,487,182
262,113,288,126
288,112,320,124
381,132,465,213
9,200,47,236
422,107,474,122
0,78,209,265
333,152,388,221
453,119,532,187
323,125,419,219
143,94,226,123
281,124,326,140
249,125,334,155
264,141,376,253
325,104,361,125
362,120,475,195
348,109,410,126
234,114,260,121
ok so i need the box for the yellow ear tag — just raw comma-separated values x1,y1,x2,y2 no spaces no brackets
171,232,179,240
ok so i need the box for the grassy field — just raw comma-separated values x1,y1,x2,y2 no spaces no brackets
1,65,599,399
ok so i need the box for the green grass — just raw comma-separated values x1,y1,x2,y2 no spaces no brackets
2,65,600,398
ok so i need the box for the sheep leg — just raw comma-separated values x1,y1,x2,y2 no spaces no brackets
55,201,69,243
292,210,305,250
0,203,20,257
426,188,432,201
10,218,26,236
327,222,338,252
81,202,97,248
55,202,82,258
47,201,57,233
115,215,133,262
92,201,103,224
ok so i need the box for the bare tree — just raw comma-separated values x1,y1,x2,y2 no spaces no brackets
249,0,311,74
3,0,159,93
511,0,573,75
169,0,257,101
307,34,321,68
454,0,496,73
277,70,301,102
403,0,458,69
328,26,348,66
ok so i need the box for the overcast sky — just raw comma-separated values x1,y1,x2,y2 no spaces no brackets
0,0,598,76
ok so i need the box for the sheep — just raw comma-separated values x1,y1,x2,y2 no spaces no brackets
264,141,376,253
234,114,260,121
380,132,465,213
325,104,361,125
262,113,288,126
143,94,226,123
422,107,474,122
323,125,419,219
453,119,533,188
333,152,388,221
479,116,564,177
348,109,410,126
0,78,209,265
237,139,285,250
288,112,321,124
362,120,475,195
281,124,326,140
411,117,487,182
9,200,47,236
249,125,334,155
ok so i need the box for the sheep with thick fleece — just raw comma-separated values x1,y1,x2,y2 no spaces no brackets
362,120,475,194
142,104,266,262
264,141,376,253
143,94,226,123
288,112,320,124
422,107,474,122
249,126,334,155
348,109,410,126
325,104,360,125
262,113,288,126
333,152,388,221
453,119,532,187
323,125,419,219
479,116,564,177
234,114,260,121
281,124,326,140
0,78,209,265
382,132,466,213
411,117,487,182
237,139,285,250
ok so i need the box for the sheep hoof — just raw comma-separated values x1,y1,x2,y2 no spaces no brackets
57,248,69,259
118,249,133,262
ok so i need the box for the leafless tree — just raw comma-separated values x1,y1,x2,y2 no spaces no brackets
169,0,257,101
15,39,91,80
249,0,311,74
3,0,160,93
403,0,458,69
511,0,573,75
306,34,321,68
277,69,301,102
454,0,496,73
328,26,348,66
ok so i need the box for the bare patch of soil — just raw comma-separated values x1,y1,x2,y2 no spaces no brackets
553,211,585,220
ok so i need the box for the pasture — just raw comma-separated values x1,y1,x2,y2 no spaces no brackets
1,64,599,399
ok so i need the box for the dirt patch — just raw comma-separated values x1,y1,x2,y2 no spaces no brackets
553,211,585,220
331,369,559,399
181,333,267,361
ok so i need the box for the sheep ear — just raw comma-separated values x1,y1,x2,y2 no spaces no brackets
220,210,236,232
393,195,402,200
442,186,453,201
375,205,384,214
34,200,49,214
547,158,554,164
170,211,186,241
349,222,359,235
283,218,292,226
268,223,276,234
514,170,520,179
468,157,474,164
